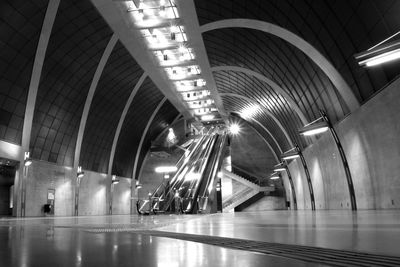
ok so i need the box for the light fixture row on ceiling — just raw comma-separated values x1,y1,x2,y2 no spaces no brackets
126,0,218,122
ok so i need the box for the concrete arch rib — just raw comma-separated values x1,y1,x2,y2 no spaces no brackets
132,97,167,179
221,93,293,147
108,73,148,175
74,33,118,169
20,0,60,160
211,65,309,125
201,19,360,113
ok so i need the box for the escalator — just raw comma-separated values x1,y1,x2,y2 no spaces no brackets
138,127,226,215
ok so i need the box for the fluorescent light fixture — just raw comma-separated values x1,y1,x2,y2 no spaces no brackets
270,176,280,180
201,114,215,121
155,166,177,173
229,123,240,135
299,121,329,136
281,154,300,160
273,168,286,172
355,40,400,67
302,127,329,136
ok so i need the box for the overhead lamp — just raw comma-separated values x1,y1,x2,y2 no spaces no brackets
164,174,170,179
24,152,32,167
77,166,84,178
155,166,177,173
229,123,240,135
201,114,215,121
355,31,400,67
274,167,286,172
299,119,329,136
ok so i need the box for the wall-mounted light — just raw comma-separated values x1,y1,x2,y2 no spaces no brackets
111,175,120,184
299,119,329,136
280,149,300,160
298,110,357,210
77,166,84,178
355,39,400,67
135,180,143,189
273,162,287,172
24,152,32,167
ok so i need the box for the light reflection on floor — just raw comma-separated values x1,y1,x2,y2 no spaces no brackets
159,210,400,256
1,210,399,266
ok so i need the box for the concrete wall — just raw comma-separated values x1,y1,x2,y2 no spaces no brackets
24,160,132,216
241,196,286,212
111,178,132,215
25,160,75,216
288,77,400,210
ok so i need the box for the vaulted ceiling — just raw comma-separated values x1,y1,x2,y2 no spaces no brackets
0,0,399,178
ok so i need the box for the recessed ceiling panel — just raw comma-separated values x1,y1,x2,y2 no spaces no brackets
30,0,113,165
0,0,48,144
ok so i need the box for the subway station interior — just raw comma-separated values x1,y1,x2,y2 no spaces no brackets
1,0,400,266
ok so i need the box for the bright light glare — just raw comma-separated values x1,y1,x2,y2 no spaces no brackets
201,115,214,121
270,176,280,180
229,123,240,135
240,105,259,119
301,126,329,136
185,172,201,181
365,49,400,67
273,168,286,172
217,171,222,178
155,166,177,173
282,154,300,160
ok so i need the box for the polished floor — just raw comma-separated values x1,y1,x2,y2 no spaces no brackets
0,210,399,266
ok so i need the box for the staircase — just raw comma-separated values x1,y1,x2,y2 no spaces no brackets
221,169,273,192
221,170,274,212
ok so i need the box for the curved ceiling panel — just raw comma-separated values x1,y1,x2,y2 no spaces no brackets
203,28,348,123
195,0,400,103
0,0,48,144
29,0,112,166
214,70,307,148
136,100,179,179
80,41,145,174
112,77,164,178
224,96,289,154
